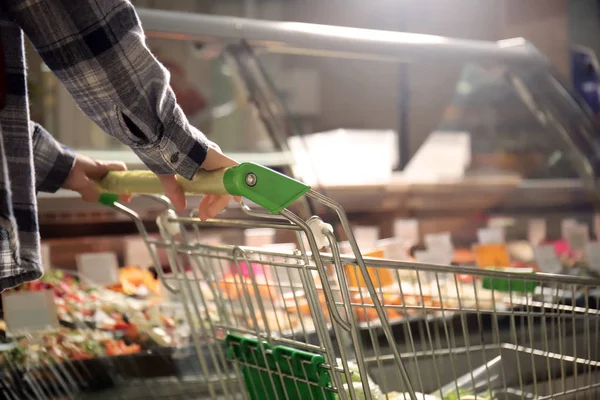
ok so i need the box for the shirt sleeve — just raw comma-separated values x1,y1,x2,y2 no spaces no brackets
30,121,76,193
7,0,209,180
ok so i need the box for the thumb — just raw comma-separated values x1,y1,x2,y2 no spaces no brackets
86,160,127,181
102,160,127,172
159,175,186,212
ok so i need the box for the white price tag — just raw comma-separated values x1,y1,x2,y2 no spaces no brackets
393,219,419,247
76,252,119,286
534,245,562,274
352,226,379,252
376,238,410,261
3,290,59,334
487,216,515,229
477,227,505,244
424,232,454,254
566,224,589,252
528,219,546,246
245,228,276,247
414,250,452,266
561,218,578,240
125,237,154,270
587,242,600,273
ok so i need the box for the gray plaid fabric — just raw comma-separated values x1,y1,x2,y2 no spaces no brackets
0,0,210,291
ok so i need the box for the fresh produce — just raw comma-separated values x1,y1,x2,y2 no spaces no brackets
2,329,112,366
339,381,385,400
106,265,161,296
1,270,181,367
104,339,141,357
337,359,385,400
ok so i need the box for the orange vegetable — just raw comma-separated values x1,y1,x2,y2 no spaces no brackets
110,266,161,296
125,324,139,339
161,316,176,329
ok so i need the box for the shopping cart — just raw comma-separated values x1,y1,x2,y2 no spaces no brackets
4,162,600,399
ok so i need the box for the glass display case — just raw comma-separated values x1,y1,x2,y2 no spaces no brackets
35,8,600,250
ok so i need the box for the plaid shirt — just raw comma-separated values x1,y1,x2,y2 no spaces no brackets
0,0,210,291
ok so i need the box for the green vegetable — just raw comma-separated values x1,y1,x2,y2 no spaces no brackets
5,346,26,365
338,381,384,400
336,360,385,400
84,340,103,356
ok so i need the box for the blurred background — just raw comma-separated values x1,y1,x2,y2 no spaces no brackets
30,0,600,268
6,1,600,399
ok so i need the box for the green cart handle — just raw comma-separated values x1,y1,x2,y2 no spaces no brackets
96,162,311,214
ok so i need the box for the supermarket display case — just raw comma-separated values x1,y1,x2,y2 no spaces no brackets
34,8,600,260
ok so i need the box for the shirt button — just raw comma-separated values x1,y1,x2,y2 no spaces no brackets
170,152,179,163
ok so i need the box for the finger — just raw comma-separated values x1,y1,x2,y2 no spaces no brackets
159,175,186,212
198,194,216,221
233,196,242,203
205,195,231,220
103,161,127,172
119,195,132,204
78,179,102,203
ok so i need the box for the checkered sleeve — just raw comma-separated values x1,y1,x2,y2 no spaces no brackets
7,0,209,180
30,121,76,193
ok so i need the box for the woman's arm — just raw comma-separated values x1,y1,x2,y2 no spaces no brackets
9,0,208,180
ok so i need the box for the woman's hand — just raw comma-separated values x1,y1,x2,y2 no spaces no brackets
159,146,241,220
63,154,131,203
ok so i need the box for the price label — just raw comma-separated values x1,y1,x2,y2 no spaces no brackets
424,232,454,254
561,218,578,240
528,219,546,246
477,227,505,244
125,237,154,270
534,245,562,274
394,219,419,247
414,249,452,266
245,228,276,247
76,252,119,286
414,250,451,284
474,244,511,268
587,242,600,273
566,224,589,252
3,290,59,334
376,238,410,261
352,226,380,252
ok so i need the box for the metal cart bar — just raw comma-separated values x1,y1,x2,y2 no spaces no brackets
137,8,546,66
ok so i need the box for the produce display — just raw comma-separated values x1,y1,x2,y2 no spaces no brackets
2,329,137,366
0,269,179,369
0,216,590,397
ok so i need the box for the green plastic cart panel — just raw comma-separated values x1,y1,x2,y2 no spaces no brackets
481,267,537,293
225,334,334,400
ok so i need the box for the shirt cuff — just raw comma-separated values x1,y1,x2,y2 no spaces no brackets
31,122,76,193
132,119,209,180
